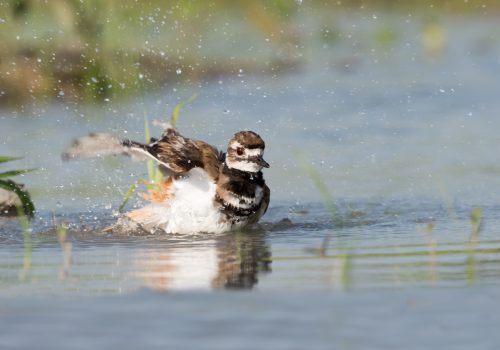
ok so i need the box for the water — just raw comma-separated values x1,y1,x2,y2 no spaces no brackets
2,288,500,350
1,11,500,349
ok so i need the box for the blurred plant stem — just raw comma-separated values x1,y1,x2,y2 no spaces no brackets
295,151,351,290
53,213,72,279
16,205,32,281
295,151,341,226
118,181,138,213
466,208,482,285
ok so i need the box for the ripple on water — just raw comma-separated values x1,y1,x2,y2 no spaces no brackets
1,199,500,295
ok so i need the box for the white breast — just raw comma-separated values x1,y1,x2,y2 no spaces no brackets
143,168,230,234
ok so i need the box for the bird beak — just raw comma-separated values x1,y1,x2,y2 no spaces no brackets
256,156,270,168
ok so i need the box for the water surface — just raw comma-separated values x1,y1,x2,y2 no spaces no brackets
1,11,500,349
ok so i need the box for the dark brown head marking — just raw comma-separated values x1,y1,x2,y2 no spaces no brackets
226,131,269,172
230,131,266,150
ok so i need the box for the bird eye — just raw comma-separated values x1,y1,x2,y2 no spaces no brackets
236,147,244,156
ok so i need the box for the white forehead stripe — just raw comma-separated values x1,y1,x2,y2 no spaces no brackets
230,141,244,149
246,148,263,156
230,141,263,156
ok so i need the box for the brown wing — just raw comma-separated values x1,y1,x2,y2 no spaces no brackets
147,127,223,181
62,127,223,181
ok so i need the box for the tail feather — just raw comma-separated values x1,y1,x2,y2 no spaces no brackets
125,206,168,232
102,205,169,235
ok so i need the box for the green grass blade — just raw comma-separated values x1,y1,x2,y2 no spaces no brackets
340,253,351,289
170,93,197,127
470,207,482,243
0,169,36,178
295,151,341,225
467,208,483,285
153,167,163,183
0,156,23,163
147,160,155,183
144,112,156,182
144,112,151,143
0,179,35,217
118,182,137,213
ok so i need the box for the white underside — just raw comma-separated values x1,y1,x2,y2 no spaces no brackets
130,168,234,234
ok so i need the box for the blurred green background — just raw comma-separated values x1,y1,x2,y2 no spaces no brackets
1,0,498,107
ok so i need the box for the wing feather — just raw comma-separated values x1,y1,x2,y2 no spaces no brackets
62,127,223,181
147,128,222,181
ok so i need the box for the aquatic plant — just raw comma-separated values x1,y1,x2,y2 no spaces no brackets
295,152,341,226
295,152,351,289
466,208,482,285
53,214,72,280
0,155,35,280
118,181,139,213
0,156,36,280
170,94,198,128
0,156,35,217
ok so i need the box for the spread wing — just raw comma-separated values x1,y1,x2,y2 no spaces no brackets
62,126,224,181
146,127,224,180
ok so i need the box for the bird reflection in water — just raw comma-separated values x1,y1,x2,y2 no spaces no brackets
132,230,271,291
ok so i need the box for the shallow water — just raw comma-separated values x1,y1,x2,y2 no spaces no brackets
1,10,500,349
3,288,500,350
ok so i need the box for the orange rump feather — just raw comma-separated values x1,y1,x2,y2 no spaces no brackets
140,177,174,203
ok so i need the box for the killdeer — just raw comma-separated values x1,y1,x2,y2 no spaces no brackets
63,125,270,234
